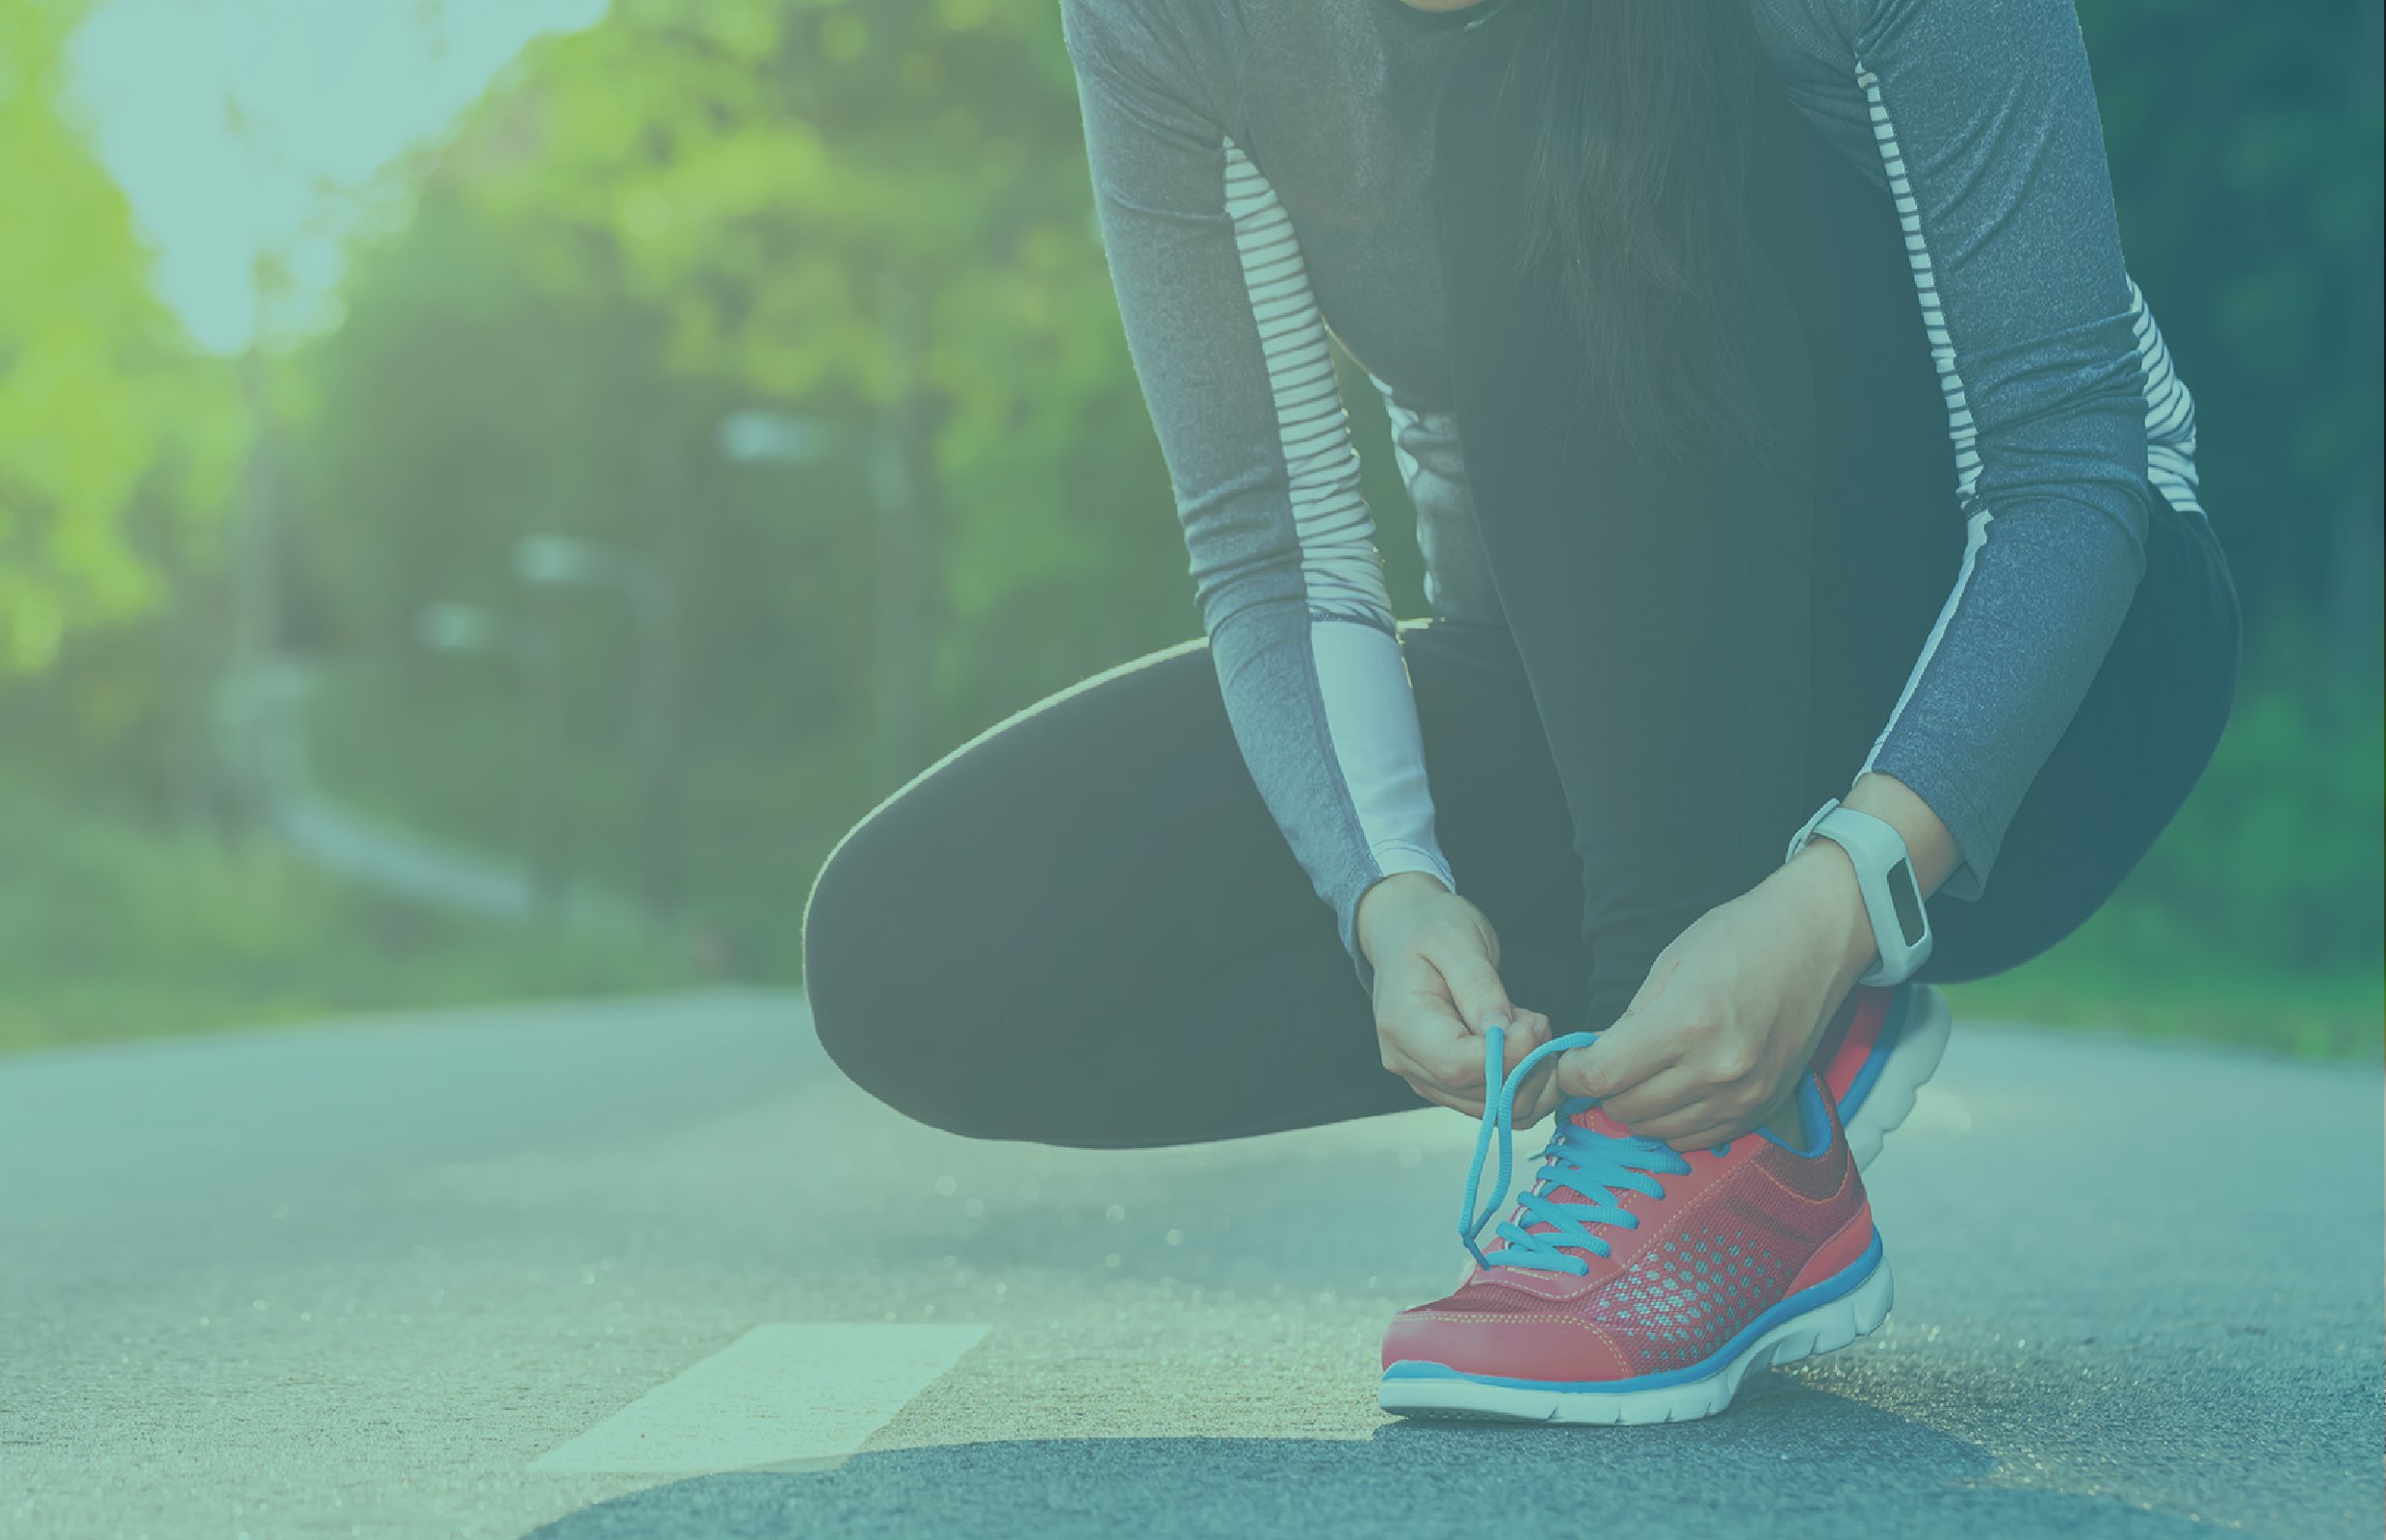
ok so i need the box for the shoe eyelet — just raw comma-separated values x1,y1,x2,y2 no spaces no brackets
1709,1141,1733,1158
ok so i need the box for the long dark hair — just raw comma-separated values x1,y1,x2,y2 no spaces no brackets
1491,0,1772,463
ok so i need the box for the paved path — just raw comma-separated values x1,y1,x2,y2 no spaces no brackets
2,993,2378,1539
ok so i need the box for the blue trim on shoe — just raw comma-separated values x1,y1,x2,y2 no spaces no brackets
1752,1066,1833,1158
1834,983,1911,1124
1382,1230,1885,1396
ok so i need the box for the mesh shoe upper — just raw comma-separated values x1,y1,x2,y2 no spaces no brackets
1382,1071,1875,1385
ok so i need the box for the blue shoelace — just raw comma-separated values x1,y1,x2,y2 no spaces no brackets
1459,1026,1695,1276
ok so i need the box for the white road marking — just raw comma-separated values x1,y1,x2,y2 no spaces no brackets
532,1323,989,1475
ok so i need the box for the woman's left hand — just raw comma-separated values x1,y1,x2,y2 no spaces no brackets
1541,848,1878,1148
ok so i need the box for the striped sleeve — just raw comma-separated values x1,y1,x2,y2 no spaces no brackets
1815,0,2200,899
1061,0,1453,986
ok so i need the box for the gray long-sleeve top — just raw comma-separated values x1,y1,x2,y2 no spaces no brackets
1058,0,2207,986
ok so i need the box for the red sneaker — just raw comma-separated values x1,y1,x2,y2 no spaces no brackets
1819,981,1953,1171
1379,1030,1890,1424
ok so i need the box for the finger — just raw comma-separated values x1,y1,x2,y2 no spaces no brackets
1506,1009,1561,1106
1556,1009,1681,1102
1498,1009,1553,1076
1509,1059,1568,1128
1403,1007,1551,1121
1466,1007,1555,1109
1621,1068,1807,1145
1378,1027,1453,1094
1426,936,1516,1038
1382,1051,1485,1118
1373,943,1490,1076
1380,996,1491,1099
1596,1063,1740,1131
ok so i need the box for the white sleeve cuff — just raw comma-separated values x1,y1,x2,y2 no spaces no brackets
1370,840,1456,897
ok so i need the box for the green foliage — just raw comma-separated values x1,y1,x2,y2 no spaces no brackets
2110,675,2383,974
2081,0,2384,609
291,188,673,651
1944,963,2381,1060
269,0,1195,971
478,0,1191,703
0,0,244,673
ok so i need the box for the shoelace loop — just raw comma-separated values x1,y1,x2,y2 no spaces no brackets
1458,1025,1693,1276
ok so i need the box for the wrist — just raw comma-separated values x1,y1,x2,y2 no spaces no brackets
1355,870,1449,966
1781,841,1881,984
1840,771,1958,900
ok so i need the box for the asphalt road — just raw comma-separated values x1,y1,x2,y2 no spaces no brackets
2,991,2378,1539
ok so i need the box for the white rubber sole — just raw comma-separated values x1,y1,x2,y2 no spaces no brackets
1380,1247,1894,1425
1842,981,1953,1173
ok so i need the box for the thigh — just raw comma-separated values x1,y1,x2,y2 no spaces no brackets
1924,501,2243,981
802,637,1330,1145
801,623,1584,1148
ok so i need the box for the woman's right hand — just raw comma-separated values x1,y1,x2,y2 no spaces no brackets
1357,872,1552,1119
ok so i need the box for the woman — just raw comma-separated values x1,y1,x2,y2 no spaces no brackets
801,0,2241,1423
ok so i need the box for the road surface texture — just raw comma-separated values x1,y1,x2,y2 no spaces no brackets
3,991,2378,1539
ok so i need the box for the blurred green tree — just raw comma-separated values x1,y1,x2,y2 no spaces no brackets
2082,0,2384,675
0,0,242,681
278,0,1196,962
467,0,1190,735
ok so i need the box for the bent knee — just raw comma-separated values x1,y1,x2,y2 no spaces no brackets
801,828,1021,1139
800,828,907,1094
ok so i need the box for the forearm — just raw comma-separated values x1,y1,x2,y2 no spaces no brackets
1064,0,1455,990
1826,0,2163,902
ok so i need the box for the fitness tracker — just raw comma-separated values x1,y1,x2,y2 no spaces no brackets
1783,798,1933,987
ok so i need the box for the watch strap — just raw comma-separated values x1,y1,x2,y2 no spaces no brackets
1785,798,1934,987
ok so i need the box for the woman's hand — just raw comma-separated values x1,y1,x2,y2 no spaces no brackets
1545,846,1878,1148
1357,872,1553,1118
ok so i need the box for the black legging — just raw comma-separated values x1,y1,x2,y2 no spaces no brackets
801,65,2242,1151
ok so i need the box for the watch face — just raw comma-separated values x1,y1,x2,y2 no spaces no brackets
1886,859,1926,947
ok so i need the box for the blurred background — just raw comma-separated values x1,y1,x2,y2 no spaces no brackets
0,0,2377,1060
